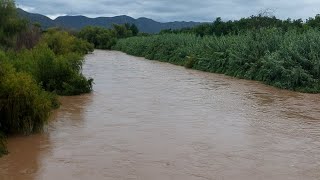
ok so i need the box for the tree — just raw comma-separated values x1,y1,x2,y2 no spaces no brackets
15,24,42,50
112,24,132,38
306,14,320,28
0,0,26,49
130,24,139,36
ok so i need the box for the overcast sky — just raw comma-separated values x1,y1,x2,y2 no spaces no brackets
16,0,320,22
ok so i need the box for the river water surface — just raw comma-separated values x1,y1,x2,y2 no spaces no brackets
1,50,320,180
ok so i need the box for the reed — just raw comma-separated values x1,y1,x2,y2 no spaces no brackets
114,28,320,93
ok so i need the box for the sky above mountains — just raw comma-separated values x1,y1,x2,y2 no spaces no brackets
16,0,320,22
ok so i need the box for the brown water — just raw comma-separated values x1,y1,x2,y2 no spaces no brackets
1,50,320,180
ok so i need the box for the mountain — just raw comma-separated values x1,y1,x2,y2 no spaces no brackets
17,9,202,33
17,8,56,29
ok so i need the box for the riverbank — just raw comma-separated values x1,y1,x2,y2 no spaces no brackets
114,29,320,93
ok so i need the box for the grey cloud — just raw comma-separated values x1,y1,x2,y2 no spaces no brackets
16,0,320,22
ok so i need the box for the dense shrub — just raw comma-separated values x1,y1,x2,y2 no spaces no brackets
7,32,94,95
0,58,57,134
78,24,140,50
42,28,94,55
78,26,117,49
114,29,320,93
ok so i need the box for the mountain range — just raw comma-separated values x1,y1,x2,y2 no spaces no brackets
17,9,202,33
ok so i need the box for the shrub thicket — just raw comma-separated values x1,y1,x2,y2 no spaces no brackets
0,0,94,156
43,28,94,55
0,60,55,134
8,31,94,95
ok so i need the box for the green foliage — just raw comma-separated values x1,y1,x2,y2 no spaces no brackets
43,28,94,55
0,1,94,157
160,14,311,37
0,28,93,156
0,0,27,49
306,14,320,28
78,23,140,49
114,29,320,93
9,42,93,95
0,60,55,135
129,24,139,36
113,24,132,38
78,26,117,49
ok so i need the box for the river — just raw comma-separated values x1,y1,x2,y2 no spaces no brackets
0,50,320,180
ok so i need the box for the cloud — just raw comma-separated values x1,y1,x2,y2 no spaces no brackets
15,0,320,22
16,4,35,12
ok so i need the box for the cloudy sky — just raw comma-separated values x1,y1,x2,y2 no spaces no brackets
16,0,320,22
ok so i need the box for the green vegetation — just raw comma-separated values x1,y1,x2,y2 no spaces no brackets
8,29,94,95
0,0,93,156
0,60,55,134
113,13,320,93
77,23,140,49
160,14,308,37
114,28,320,93
0,0,27,49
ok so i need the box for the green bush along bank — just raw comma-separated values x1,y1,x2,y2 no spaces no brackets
114,29,320,93
0,0,94,156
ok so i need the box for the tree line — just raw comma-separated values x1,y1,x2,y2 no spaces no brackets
160,14,320,37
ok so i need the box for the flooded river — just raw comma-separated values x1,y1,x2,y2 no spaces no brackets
1,50,320,180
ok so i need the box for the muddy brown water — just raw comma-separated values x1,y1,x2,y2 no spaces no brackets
1,50,320,180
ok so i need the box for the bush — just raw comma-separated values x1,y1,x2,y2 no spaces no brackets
8,38,93,96
0,61,55,135
42,28,94,55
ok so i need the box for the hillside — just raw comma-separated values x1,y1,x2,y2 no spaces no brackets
17,9,201,33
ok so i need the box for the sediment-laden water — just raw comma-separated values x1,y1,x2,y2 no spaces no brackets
0,50,319,180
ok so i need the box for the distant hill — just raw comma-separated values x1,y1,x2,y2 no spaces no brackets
17,8,56,29
17,9,202,33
